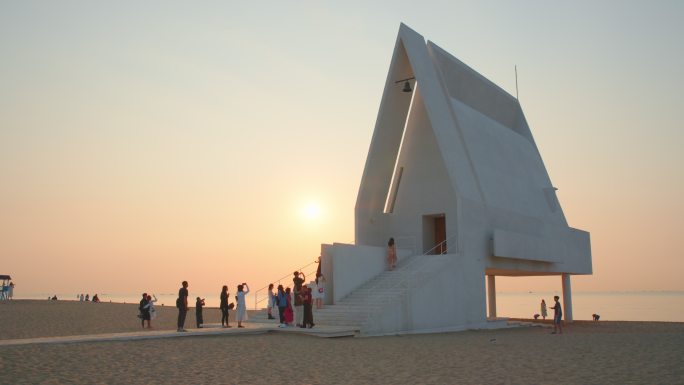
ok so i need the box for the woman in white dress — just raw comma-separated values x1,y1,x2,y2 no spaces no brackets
267,283,276,320
236,283,250,328
146,294,158,320
313,275,325,309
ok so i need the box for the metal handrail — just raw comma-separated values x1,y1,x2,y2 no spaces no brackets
373,233,460,306
350,235,458,331
341,233,459,303
252,260,319,310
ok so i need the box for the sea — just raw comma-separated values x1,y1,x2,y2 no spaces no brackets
14,291,684,322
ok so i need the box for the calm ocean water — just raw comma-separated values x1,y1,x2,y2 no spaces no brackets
493,291,684,322
16,291,684,322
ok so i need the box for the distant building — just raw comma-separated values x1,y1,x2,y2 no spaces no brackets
319,24,591,335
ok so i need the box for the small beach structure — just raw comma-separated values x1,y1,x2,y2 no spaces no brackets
317,24,592,335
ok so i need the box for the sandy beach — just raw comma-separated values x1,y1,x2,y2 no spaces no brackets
1,300,683,384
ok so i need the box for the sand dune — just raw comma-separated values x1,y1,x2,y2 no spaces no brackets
1,300,682,384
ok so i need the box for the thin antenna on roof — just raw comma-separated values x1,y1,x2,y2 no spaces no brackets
515,65,519,100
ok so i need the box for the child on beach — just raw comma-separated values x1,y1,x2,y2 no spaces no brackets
196,297,205,328
541,299,547,320
551,295,563,334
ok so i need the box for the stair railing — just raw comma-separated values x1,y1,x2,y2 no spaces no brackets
341,233,459,303
252,260,319,310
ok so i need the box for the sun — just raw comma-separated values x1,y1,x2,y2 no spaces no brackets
301,202,322,220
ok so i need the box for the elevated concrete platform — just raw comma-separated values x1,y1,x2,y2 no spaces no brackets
0,323,359,347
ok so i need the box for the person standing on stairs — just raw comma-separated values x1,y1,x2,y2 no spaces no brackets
388,237,397,270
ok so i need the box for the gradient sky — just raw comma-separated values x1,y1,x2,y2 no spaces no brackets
1,1,682,295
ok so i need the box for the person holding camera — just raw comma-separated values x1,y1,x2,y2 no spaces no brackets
293,271,305,327
195,297,206,328
236,283,250,328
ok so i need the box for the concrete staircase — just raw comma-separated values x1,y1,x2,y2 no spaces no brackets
247,254,443,333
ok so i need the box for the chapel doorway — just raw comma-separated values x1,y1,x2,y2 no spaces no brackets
423,214,447,254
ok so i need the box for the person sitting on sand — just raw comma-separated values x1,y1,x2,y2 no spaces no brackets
92,294,100,303
195,297,205,328
550,295,563,334
236,283,249,328
541,299,547,320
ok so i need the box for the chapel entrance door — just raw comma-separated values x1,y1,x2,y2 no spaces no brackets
423,214,447,254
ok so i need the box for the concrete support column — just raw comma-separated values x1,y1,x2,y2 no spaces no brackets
562,273,573,323
487,275,496,318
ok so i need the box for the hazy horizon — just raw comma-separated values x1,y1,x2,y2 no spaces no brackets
1,1,683,295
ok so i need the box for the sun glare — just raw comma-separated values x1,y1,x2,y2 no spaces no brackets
302,202,321,220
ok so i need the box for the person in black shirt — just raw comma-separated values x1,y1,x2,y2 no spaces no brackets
139,293,150,329
177,281,189,332
303,286,315,328
195,297,205,328
293,271,305,327
220,285,231,328
551,295,563,334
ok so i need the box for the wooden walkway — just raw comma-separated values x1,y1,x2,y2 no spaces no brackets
0,323,359,347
